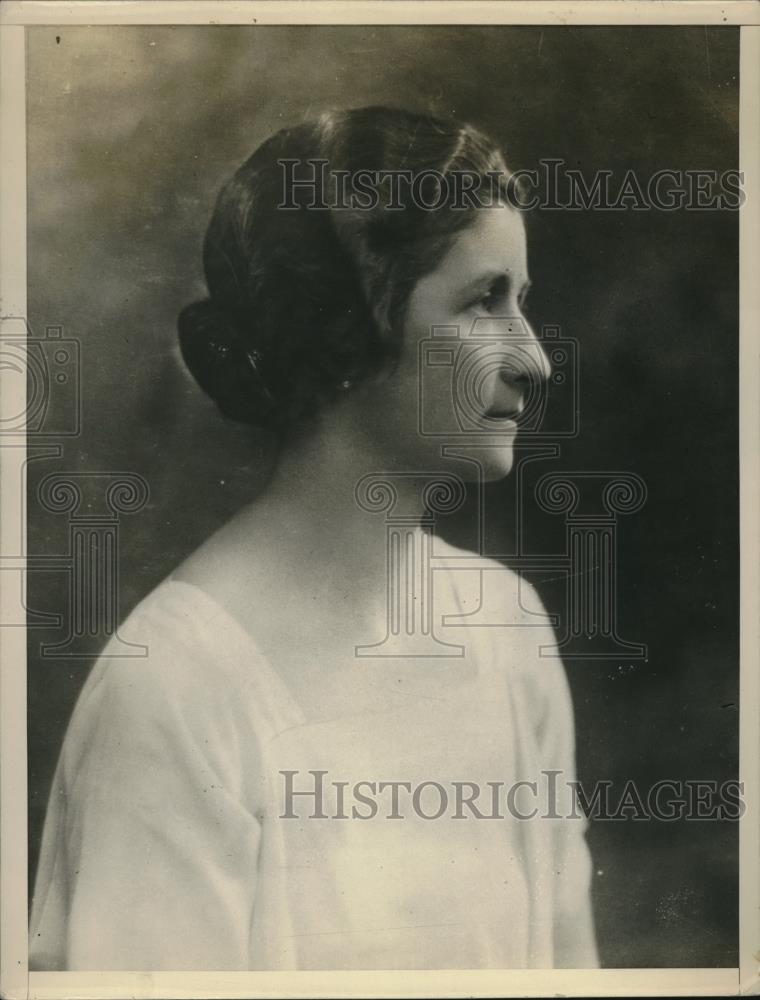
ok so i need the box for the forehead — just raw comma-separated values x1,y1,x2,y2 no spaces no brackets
435,204,528,283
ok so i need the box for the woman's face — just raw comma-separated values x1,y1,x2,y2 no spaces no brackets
358,203,552,483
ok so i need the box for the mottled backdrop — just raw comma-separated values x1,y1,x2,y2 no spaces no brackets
26,25,739,967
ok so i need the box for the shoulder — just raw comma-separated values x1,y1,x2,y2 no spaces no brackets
91,578,252,706
431,532,544,631
61,579,269,788
432,534,572,720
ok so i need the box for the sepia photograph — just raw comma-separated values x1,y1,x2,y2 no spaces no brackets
1,2,758,997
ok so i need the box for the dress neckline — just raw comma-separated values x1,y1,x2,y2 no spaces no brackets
163,535,480,717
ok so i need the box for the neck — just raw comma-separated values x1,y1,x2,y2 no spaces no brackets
231,408,430,626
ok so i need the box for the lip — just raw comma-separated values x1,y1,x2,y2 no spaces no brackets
484,408,522,421
482,414,519,428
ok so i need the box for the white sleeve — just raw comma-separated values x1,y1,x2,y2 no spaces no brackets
29,633,263,971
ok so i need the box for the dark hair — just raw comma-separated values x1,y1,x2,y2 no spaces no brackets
178,106,513,433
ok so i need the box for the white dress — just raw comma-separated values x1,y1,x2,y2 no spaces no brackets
29,535,598,971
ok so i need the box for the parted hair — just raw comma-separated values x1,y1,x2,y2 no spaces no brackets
178,106,512,433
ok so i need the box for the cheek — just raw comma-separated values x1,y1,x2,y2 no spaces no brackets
401,277,458,344
374,291,471,454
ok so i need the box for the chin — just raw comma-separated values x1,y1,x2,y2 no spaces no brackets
476,447,516,482
427,443,515,484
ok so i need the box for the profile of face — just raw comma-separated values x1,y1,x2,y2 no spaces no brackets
353,203,552,483
179,109,553,481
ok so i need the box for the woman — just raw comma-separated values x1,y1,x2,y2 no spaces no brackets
30,107,598,971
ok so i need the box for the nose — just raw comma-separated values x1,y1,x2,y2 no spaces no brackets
498,319,552,394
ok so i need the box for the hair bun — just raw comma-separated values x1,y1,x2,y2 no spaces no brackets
177,298,276,426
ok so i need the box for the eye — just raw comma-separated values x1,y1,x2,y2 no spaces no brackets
474,275,509,313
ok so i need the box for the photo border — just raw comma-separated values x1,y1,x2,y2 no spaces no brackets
1,3,758,997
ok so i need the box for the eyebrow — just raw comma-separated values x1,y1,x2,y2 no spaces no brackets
459,271,532,298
